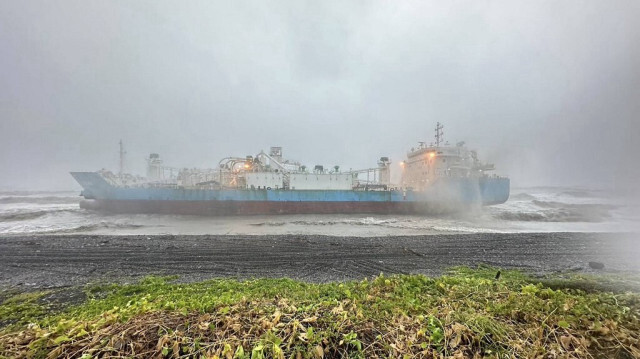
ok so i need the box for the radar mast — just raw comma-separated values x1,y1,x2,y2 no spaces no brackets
435,122,444,147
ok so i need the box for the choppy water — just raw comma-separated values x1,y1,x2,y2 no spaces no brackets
0,187,638,236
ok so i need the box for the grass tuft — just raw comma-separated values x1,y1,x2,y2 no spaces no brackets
1,267,639,358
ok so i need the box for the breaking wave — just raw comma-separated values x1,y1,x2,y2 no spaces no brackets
0,210,50,221
532,200,616,210
55,222,146,233
249,221,286,226
247,217,407,228
509,193,537,201
0,208,81,222
492,201,616,222
247,217,506,234
0,218,146,235
559,190,594,198
0,190,76,195
243,217,500,234
290,218,402,226
0,196,80,204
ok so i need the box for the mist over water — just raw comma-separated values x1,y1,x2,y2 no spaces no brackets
1,187,638,236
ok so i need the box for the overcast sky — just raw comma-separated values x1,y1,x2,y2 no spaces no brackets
1,0,639,191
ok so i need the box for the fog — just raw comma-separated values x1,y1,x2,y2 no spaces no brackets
1,0,639,192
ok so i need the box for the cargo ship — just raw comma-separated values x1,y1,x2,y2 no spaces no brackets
71,123,509,215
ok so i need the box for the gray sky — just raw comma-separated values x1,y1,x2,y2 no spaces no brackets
1,0,639,191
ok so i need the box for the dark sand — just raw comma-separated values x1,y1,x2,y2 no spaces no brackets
1,232,639,290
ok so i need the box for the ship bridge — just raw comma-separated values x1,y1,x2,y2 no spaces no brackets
401,123,496,191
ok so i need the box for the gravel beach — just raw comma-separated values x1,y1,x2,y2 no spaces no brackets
1,232,639,290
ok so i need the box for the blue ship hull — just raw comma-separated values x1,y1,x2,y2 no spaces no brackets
71,172,509,215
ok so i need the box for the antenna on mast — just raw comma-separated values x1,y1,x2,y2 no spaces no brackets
435,122,444,147
119,139,126,178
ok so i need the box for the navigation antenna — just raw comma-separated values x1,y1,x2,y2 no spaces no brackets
435,122,444,147
119,139,126,179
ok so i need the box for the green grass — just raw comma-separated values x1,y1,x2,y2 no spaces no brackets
0,291,51,329
1,267,639,358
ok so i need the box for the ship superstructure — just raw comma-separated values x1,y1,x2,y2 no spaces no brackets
401,122,497,191
71,124,509,215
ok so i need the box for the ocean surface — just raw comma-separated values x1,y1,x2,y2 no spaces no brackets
0,187,638,236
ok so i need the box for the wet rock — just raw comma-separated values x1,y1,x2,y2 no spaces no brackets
588,261,605,270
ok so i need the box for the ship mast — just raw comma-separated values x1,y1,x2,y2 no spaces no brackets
435,122,444,147
118,139,126,179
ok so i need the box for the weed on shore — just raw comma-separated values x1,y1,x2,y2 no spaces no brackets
1,267,639,358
